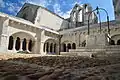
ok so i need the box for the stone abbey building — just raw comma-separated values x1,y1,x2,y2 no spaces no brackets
0,0,120,56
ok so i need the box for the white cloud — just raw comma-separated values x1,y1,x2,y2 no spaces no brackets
6,2,21,15
0,0,5,8
53,3,72,19
24,0,50,7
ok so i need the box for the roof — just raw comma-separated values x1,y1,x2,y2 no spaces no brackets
0,12,59,35
24,3,65,20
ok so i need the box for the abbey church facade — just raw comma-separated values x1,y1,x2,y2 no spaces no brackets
0,0,120,55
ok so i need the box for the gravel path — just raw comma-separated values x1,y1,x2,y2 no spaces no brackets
0,55,120,80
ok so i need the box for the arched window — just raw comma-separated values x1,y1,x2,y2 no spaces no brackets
78,10,83,22
22,38,26,51
8,36,13,50
73,11,76,22
117,39,120,45
63,43,66,52
50,43,53,53
28,39,32,51
85,4,88,12
72,43,76,49
15,37,20,50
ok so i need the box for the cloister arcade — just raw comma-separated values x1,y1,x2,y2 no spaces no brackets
61,43,76,52
8,32,35,53
43,39,58,54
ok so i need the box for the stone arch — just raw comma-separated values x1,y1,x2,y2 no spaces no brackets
8,36,14,50
109,40,115,45
111,34,120,44
117,39,120,45
11,32,35,40
72,43,76,49
72,11,77,22
9,31,35,52
78,9,83,22
67,43,71,52
62,43,66,52
44,39,57,54
84,4,88,12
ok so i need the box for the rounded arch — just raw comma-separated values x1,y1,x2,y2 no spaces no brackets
67,43,71,52
62,43,66,52
72,43,76,49
8,36,14,50
117,39,120,45
109,40,115,45
43,39,57,54
11,32,35,41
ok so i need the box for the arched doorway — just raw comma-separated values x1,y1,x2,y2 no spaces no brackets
15,37,20,50
28,39,32,51
72,43,76,49
8,36,14,50
117,39,120,45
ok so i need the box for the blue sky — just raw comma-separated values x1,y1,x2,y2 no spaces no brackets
0,0,115,22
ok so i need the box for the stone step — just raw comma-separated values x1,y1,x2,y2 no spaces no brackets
69,49,120,52
60,51,120,57
78,45,120,49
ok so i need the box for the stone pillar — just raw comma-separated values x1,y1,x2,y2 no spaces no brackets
26,40,30,52
52,44,55,53
0,17,9,52
48,44,50,53
13,39,16,51
19,39,23,51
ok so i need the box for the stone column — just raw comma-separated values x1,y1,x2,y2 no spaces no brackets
13,39,16,51
52,44,54,53
19,39,23,51
26,40,30,52
44,43,46,52
48,43,50,53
